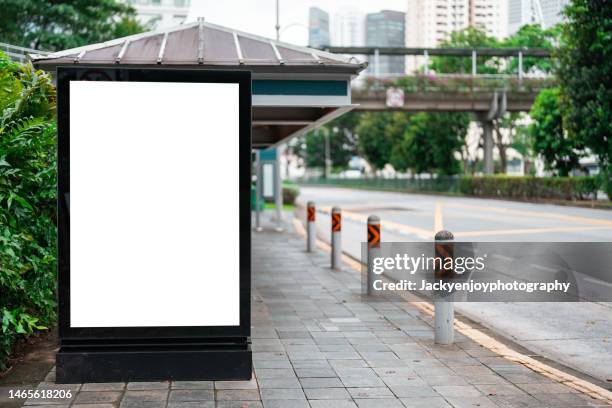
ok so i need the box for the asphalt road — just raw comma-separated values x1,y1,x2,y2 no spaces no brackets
296,186,612,384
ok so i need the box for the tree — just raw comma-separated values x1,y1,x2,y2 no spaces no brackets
557,0,612,196
529,88,582,176
0,53,57,370
0,0,147,51
355,112,409,171
392,113,469,175
502,24,558,75
297,112,359,171
431,27,500,75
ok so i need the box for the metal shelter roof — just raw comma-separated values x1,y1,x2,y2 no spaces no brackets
32,19,366,148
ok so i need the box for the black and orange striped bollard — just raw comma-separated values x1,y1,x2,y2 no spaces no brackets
307,201,316,252
331,207,342,270
367,215,381,295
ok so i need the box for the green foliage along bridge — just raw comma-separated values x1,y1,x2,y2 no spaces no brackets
324,46,557,174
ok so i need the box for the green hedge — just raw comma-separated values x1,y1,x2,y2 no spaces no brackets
0,54,57,371
458,176,599,200
299,175,601,201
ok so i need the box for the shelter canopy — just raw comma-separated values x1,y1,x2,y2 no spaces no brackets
32,19,366,148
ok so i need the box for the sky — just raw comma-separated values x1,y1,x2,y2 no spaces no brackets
187,0,407,46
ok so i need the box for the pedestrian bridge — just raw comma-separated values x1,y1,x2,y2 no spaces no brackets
351,74,554,113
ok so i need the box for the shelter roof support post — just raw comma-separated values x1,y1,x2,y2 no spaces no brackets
472,49,477,76
255,150,262,232
424,49,429,76
274,148,283,232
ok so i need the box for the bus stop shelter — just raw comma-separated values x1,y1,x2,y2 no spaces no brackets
31,18,366,149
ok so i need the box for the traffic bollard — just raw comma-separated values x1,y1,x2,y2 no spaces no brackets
331,207,342,270
434,229,455,345
366,215,381,295
307,201,316,252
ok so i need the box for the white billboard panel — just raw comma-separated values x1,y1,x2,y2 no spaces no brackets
69,81,240,328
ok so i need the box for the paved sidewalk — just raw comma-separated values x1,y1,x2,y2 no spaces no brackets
22,218,610,408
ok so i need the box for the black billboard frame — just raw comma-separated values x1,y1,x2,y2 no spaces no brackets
56,67,252,383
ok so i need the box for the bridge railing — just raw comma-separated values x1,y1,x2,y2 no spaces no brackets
0,42,50,63
353,73,555,95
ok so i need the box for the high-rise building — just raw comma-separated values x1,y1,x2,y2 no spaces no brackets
405,0,506,72
332,8,365,46
508,0,569,35
309,7,331,48
366,10,406,76
122,0,191,30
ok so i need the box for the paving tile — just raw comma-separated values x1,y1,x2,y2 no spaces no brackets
255,368,296,379
216,389,261,401
308,400,357,408
167,402,215,408
257,377,302,389
72,405,117,408
122,390,168,403
81,383,126,391
304,387,351,400
260,388,306,400
387,385,439,398
295,368,337,378
217,402,263,408
400,397,452,408
126,382,169,390
433,385,483,398
261,401,309,408
347,387,395,399
215,380,258,390
167,390,214,402
119,400,166,408
171,381,214,390
354,398,405,408
299,377,345,389
445,396,500,408
73,391,122,404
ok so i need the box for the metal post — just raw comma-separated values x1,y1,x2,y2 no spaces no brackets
274,148,283,232
374,48,380,79
434,230,455,345
331,207,341,270
518,50,524,82
324,129,331,179
424,49,429,76
483,121,494,175
307,201,316,252
366,215,381,295
255,150,262,232
275,0,280,41
472,49,477,76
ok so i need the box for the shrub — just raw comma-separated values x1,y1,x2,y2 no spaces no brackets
459,176,599,201
282,184,299,205
0,53,57,371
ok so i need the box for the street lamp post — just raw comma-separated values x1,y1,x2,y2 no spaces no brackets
275,0,280,41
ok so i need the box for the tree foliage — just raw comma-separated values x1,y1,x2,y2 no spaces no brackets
0,53,57,370
298,112,359,170
392,113,470,175
529,88,583,176
0,0,147,51
355,112,409,170
557,0,612,196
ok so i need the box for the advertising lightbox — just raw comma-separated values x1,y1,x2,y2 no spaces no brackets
56,67,252,383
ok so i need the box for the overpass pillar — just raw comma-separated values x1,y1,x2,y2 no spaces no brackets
482,120,494,175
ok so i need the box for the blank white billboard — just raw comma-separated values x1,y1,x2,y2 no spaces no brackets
69,80,240,328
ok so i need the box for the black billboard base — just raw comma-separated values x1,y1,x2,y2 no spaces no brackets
55,344,252,383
